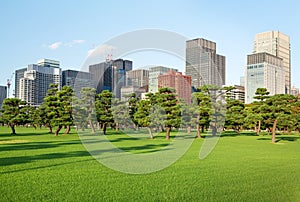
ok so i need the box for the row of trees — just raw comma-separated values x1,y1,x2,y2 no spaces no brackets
1,84,300,143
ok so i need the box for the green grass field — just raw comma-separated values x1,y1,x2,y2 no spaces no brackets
1,126,300,201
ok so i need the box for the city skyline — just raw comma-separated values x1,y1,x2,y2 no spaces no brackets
1,1,300,91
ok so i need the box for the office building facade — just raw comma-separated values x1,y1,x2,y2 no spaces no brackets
158,71,192,104
89,59,132,98
0,86,7,109
226,85,245,103
245,52,285,104
186,38,225,89
15,59,62,106
148,66,177,93
62,70,94,96
126,69,149,91
253,31,291,94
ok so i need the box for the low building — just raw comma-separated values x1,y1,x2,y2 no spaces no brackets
226,85,245,103
120,86,146,101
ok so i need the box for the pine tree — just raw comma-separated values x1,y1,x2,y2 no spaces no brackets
0,98,27,135
95,90,114,134
156,87,181,140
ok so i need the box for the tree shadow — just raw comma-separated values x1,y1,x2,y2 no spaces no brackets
0,150,91,167
119,143,170,153
0,140,83,152
257,136,300,142
220,131,258,137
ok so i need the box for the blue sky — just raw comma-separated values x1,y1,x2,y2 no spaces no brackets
1,0,299,90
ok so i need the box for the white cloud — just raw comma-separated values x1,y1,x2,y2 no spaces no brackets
48,42,62,50
87,44,115,57
66,39,86,47
47,39,86,50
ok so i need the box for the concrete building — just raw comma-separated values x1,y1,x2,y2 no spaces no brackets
148,66,177,93
291,86,299,96
245,52,285,104
15,68,27,99
89,59,132,98
0,86,7,109
62,70,94,96
253,31,291,94
158,71,192,104
186,38,225,89
15,59,62,106
226,85,245,103
126,69,149,91
120,86,146,101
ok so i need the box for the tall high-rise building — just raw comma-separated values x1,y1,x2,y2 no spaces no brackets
15,68,27,98
37,59,60,68
186,38,225,89
0,86,7,109
62,70,94,96
253,31,291,94
158,71,192,104
15,59,62,106
126,69,149,91
148,66,177,93
89,59,132,98
245,52,285,104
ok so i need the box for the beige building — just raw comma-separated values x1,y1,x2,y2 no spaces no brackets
253,31,291,94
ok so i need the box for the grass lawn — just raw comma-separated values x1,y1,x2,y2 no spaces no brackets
1,126,300,201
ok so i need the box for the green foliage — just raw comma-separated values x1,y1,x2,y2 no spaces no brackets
0,98,27,134
156,87,181,139
95,90,114,134
111,99,132,131
225,99,245,134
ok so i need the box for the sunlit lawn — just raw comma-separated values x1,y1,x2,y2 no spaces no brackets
1,126,300,201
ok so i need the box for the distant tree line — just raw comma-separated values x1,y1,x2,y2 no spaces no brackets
1,84,300,143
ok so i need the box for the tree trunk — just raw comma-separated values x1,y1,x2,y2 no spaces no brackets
48,126,53,133
166,127,171,140
89,120,95,134
103,123,107,135
54,125,62,136
272,119,277,143
64,125,71,134
187,126,191,135
196,125,201,139
147,127,153,139
201,126,205,133
115,123,119,131
10,124,16,135
257,120,261,135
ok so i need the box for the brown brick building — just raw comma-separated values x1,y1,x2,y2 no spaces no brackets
158,71,192,104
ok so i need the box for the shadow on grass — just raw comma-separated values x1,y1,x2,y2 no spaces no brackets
220,131,258,137
0,150,91,167
0,139,83,152
119,143,170,153
257,136,300,142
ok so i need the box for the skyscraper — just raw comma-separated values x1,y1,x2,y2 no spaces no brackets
62,70,94,96
186,38,225,89
158,71,192,104
0,86,7,109
245,52,285,104
15,59,61,106
148,66,177,93
89,59,132,98
253,31,291,94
